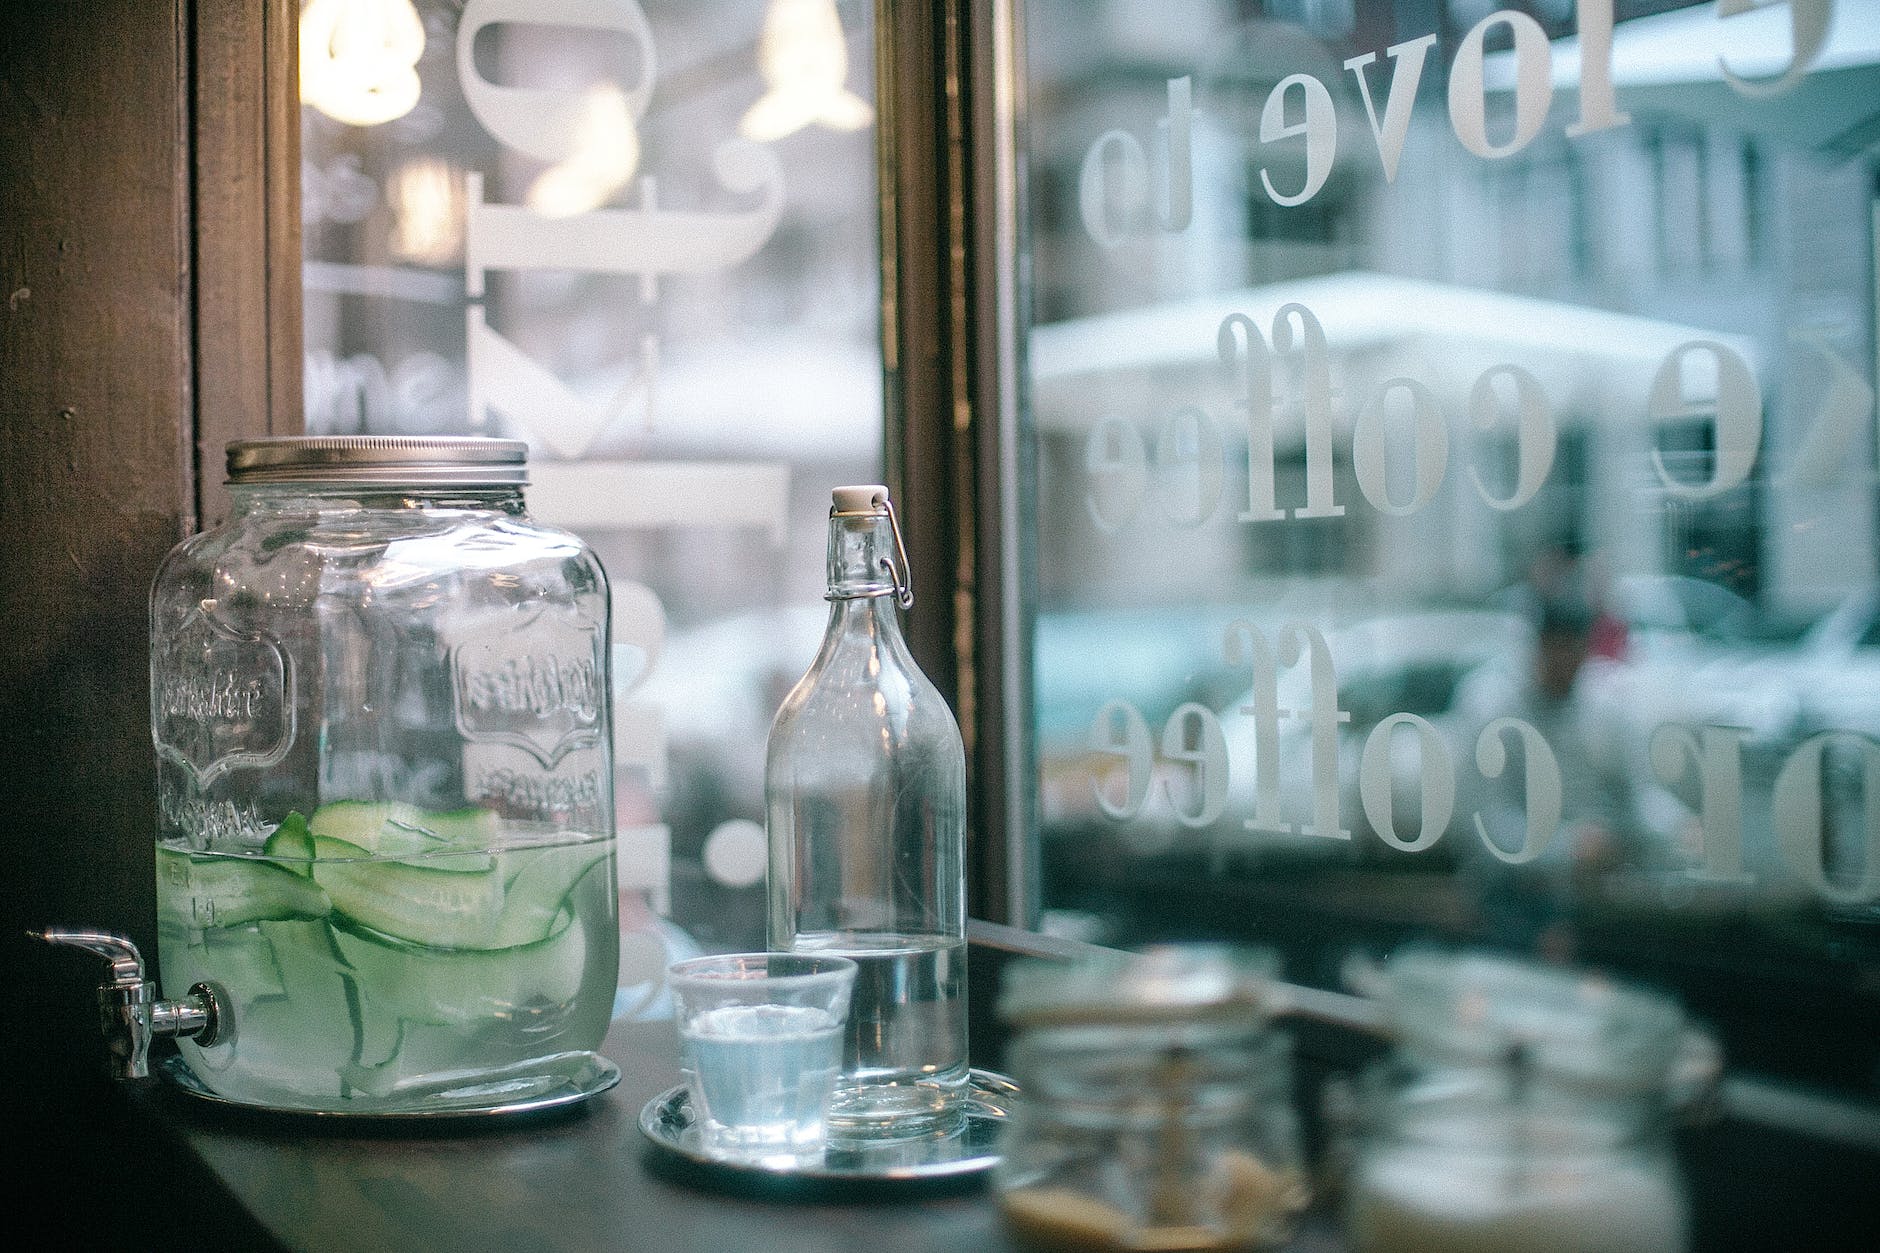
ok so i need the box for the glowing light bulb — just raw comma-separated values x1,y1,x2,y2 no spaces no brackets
739,0,874,143
300,0,426,128
526,84,641,220
388,157,462,265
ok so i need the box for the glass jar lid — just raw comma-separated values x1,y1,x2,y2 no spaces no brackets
998,943,1277,1030
226,436,529,486
1377,948,1689,1095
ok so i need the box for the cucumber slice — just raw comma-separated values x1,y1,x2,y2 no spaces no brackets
422,807,503,848
309,801,425,851
488,838,615,948
157,844,331,929
309,834,506,950
330,909,589,1028
341,965,407,1073
262,811,315,872
309,801,500,865
181,920,355,1101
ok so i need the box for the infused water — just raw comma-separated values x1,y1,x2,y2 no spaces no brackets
155,808,618,1113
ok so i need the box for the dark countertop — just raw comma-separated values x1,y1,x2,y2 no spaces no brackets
72,927,1878,1252
126,1017,1017,1253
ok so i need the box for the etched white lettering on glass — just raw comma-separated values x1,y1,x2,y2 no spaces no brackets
1284,623,1352,841
456,0,656,163
456,5,785,461
304,350,459,435
465,302,655,459
1467,365,1556,511
1158,703,1229,829
1650,724,1753,885
1085,418,1148,533
1564,0,1631,137
1472,717,1563,866
1090,699,1154,821
1773,731,1880,906
1361,714,1455,854
1719,0,1833,98
1076,76,1192,247
1648,341,1763,500
1075,0,1839,230
1154,407,1224,528
1082,303,1810,534
1448,9,1553,160
463,150,784,296
1259,73,1337,207
1343,35,1437,183
1353,377,1447,517
1278,304,1343,520
1225,620,1288,839
1219,314,1284,524
1049,0,1880,967
1157,76,1193,232
1088,615,1880,905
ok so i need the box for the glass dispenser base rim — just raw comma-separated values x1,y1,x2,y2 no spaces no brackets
156,1050,620,1123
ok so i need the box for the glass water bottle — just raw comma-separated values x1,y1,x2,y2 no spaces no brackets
766,485,969,1137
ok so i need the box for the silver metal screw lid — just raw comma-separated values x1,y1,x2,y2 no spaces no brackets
226,436,529,486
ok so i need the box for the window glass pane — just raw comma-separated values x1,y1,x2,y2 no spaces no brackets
1022,0,1880,1097
299,0,881,986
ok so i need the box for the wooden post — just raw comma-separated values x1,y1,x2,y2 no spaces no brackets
0,2,298,1236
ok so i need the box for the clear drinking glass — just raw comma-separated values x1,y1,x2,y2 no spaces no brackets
149,436,618,1114
669,952,858,1164
765,485,970,1137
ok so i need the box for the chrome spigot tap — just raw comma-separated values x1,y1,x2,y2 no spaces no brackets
31,927,224,1080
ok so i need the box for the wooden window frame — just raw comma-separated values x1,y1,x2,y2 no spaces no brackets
877,0,1035,928
3,0,302,1105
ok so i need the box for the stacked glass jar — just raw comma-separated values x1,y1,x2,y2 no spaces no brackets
1345,949,1707,1253
993,945,1308,1251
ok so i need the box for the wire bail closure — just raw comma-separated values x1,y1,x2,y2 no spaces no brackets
829,493,915,610
881,497,914,609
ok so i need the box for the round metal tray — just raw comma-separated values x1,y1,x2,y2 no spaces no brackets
638,1070,1017,1190
157,1050,620,1124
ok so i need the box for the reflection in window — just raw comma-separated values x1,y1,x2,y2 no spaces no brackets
1022,0,1880,1098
299,0,883,971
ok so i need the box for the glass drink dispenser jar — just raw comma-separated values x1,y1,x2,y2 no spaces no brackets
993,945,1308,1252
1346,949,1714,1253
143,436,618,1114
